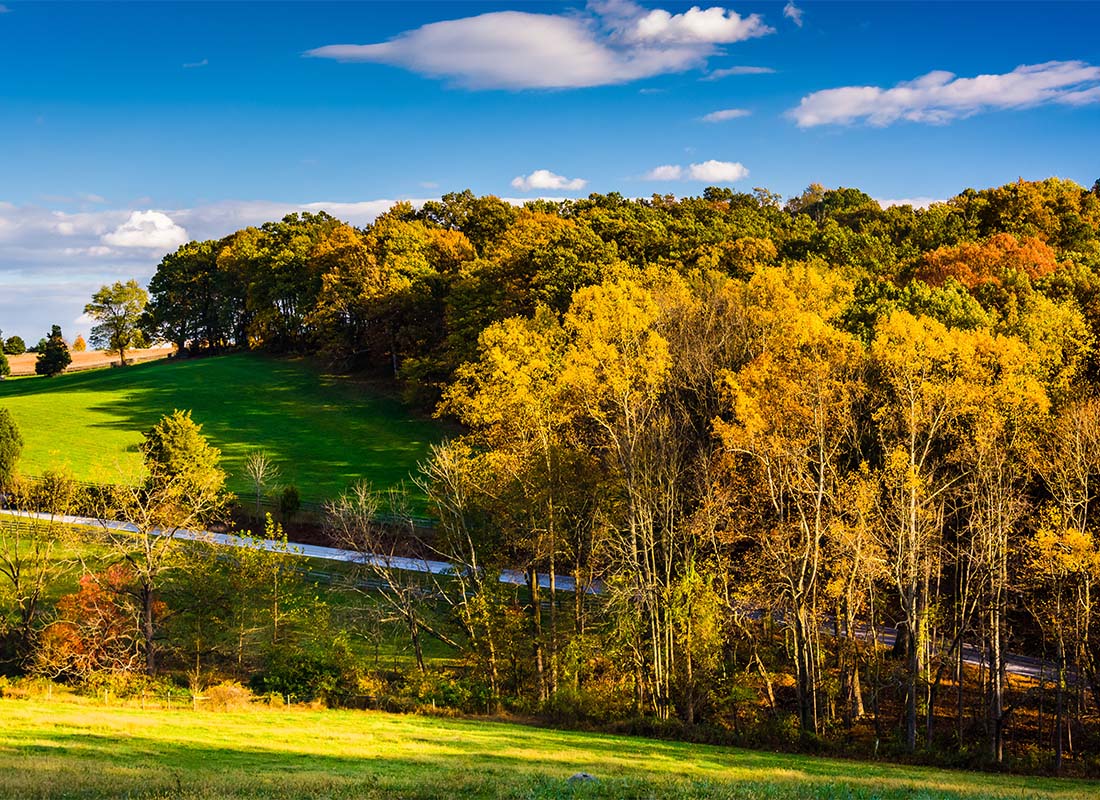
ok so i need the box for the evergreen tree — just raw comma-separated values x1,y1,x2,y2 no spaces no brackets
34,325,72,377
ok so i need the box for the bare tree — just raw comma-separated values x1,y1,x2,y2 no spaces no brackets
244,450,280,516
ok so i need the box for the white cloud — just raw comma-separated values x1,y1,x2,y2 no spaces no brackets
0,5,10,13
643,160,749,182
306,1,774,90
789,60,1100,127
102,211,189,249
644,164,684,180
618,3,773,44
700,108,751,122
876,197,943,210
183,58,209,69
783,2,804,28
688,160,749,182
702,65,775,80
510,169,588,192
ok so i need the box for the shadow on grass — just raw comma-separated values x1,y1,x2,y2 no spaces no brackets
0,353,449,503
1,716,1090,800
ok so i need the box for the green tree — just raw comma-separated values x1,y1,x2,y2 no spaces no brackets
34,325,71,377
85,279,150,366
0,408,23,489
0,349,8,379
3,336,25,355
95,410,228,675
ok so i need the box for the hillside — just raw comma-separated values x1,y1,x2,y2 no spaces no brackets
0,696,1094,800
0,353,447,501
6,346,175,376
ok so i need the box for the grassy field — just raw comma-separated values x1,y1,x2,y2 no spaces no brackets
0,697,1095,800
0,353,448,502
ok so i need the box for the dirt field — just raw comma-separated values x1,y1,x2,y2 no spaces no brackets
6,347,175,376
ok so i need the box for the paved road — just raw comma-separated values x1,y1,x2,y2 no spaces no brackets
0,508,577,592
0,507,1060,679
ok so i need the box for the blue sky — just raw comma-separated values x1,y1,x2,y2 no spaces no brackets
2,1,1099,340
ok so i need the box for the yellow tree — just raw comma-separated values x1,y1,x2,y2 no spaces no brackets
715,294,864,734
870,311,995,751
442,308,577,700
952,332,1047,761
558,278,681,716
1024,515,1100,771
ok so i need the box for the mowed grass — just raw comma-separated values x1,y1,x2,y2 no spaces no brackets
0,698,1094,800
0,353,448,502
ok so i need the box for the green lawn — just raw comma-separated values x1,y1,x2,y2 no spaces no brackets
0,353,448,503
0,697,1093,800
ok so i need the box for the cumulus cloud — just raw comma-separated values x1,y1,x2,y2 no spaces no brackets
688,160,749,181
643,160,749,182
789,60,1100,127
700,108,751,122
783,2,803,27
615,2,773,44
702,65,775,80
306,1,774,89
102,211,190,249
644,164,684,180
510,169,588,191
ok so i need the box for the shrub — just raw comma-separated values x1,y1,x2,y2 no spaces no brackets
251,635,363,706
279,484,301,521
0,409,23,490
203,680,254,711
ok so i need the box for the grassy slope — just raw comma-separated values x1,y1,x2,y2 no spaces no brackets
0,698,1094,800
0,353,447,501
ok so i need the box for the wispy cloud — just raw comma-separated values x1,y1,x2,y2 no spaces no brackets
783,2,804,28
307,1,774,90
182,58,209,69
0,5,11,14
702,65,775,80
643,160,749,182
789,60,1100,127
511,169,587,191
700,108,751,122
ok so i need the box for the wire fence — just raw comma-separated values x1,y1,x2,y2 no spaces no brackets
7,475,436,530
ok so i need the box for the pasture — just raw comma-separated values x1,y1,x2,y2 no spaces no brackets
0,696,1095,800
0,353,447,502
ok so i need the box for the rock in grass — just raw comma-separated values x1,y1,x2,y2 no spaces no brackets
567,772,598,783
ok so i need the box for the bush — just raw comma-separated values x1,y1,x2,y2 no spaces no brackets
251,635,364,706
0,409,23,490
279,484,301,521
203,680,254,711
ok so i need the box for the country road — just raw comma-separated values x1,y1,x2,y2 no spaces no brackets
0,507,577,592
0,507,1059,681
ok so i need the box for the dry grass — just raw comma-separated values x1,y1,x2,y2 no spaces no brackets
7,347,174,376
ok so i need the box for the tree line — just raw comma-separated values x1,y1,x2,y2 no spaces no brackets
4,177,1100,773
